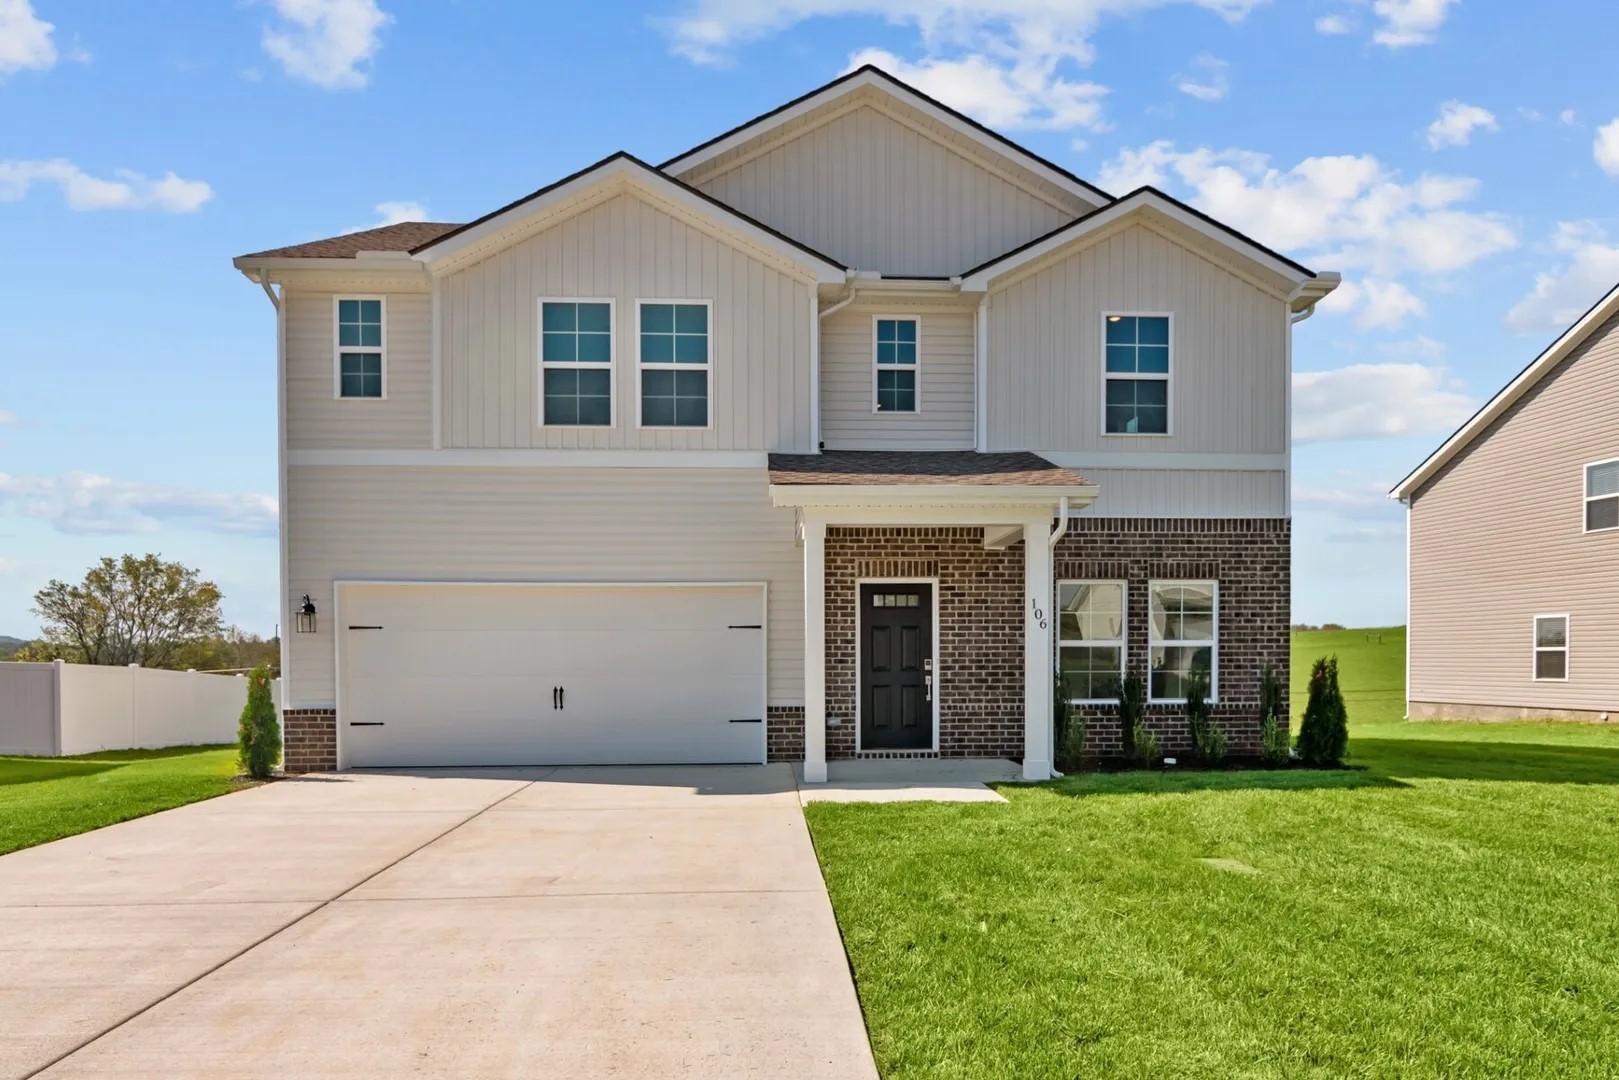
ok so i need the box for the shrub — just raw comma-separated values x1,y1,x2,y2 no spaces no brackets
1054,669,1086,771
238,661,281,780
1257,664,1291,767
1297,655,1349,767
1184,669,1227,766
1116,668,1156,768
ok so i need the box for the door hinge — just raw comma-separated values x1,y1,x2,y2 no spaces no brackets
728,717,763,724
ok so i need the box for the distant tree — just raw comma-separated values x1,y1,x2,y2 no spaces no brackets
237,661,281,779
32,555,223,668
9,640,64,663
175,627,280,674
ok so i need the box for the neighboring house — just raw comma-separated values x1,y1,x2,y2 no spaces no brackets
234,67,1337,779
1393,283,1619,721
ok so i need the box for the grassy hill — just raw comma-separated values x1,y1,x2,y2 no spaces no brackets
1290,625,1406,726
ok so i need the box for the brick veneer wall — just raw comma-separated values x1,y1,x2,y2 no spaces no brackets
281,708,337,773
766,706,805,763
1054,517,1290,758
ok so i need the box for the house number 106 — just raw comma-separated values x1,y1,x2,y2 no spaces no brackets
1029,596,1047,630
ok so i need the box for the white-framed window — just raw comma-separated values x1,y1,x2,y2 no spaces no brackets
1103,313,1171,435
1585,459,1618,532
539,299,614,427
334,297,385,399
1148,580,1217,702
1057,581,1126,703
873,316,919,413
637,300,711,429
1533,615,1569,681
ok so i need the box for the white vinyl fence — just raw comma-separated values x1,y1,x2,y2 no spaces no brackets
0,661,280,757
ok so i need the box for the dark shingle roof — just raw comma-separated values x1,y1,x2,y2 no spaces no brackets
239,221,463,260
768,450,1089,486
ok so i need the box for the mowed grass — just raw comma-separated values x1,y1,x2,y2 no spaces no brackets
0,745,244,856
807,629,1619,1078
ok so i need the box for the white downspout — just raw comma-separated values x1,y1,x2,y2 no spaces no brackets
814,280,857,454
1046,495,1069,777
1290,302,1319,325
257,270,290,720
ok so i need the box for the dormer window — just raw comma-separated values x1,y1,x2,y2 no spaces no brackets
335,298,384,399
1104,313,1170,435
1586,460,1618,532
874,317,918,413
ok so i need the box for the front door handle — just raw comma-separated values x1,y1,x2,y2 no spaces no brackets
924,674,932,702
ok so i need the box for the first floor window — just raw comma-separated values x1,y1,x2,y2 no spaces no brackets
1149,580,1216,701
1104,313,1169,434
640,302,710,427
875,317,917,413
1586,460,1618,532
1534,615,1568,680
541,300,612,425
1057,581,1125,702
336,298,383,398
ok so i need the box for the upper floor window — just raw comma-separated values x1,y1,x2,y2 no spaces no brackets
874,317,918,413
335,298,384,399
639,302,710,428
1058,581,1126,703
540,300,613,427
1586,460,1618,532
1533,615,1569,680
1149,580,1216,702
1104,313,1170,435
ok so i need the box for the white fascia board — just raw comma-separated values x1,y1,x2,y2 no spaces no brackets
1290,273,1342,312
770,483,1100,510
289,448,769,469
1391,280,1619,500
1038,450,1288,471
232,256,431,280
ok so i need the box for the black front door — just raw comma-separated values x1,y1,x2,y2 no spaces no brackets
859,583,933,750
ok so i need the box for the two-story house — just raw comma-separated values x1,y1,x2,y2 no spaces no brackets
234,67,1337,780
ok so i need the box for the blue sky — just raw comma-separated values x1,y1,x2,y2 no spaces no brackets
2,0,1617,637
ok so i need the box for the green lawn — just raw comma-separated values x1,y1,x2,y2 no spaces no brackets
808,629,1619,1078
0,745,245,856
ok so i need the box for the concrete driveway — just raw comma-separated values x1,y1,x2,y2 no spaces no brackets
0,765,877,1079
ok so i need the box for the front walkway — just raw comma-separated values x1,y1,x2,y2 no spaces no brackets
0,766,876,1079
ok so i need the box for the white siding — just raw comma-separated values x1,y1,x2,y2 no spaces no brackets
1072,469,1286,518
820,303,976,450
439,192,815,452
284,466,804,708
285,289,432,449
985,223,1288,456
691,103,1076,276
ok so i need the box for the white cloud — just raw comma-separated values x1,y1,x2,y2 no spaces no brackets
1504,221,1619,334
0,472,278,538
1371,0,1457,47
1516,106,1541,123
1314,13,1352,34
0,159,212,212
1376,334,1446,359
1426,101,1498,150
0,0,55,75
1593,119,1619,178
1293,363,1475,444
345,199,428,233
1559,108,1576,126
0,556,17,575
1316,278,1427,330
0,409,17,424
262,0,390,90
1097,141,1516,277
1292,480,1404,521
1174,53,1229,102
846,48,1108,131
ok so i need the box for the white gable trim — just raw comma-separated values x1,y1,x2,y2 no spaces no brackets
1391,281,1619,500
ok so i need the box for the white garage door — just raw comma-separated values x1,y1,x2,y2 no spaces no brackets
337,583,766,768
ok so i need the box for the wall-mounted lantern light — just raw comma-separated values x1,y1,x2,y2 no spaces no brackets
295,594,318,634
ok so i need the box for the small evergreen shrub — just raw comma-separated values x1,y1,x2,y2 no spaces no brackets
1184,669,1227,766
238,661,281,780
1257,664,1291,767
1297,655,1349,767
1054,670,1086,771
1116,668,1156,768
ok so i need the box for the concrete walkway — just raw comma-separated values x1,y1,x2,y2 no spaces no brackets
0,765,878,1079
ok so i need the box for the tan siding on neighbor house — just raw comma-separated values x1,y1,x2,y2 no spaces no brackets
689,103,1076,276
283,466,804,709
438,191,815,452
984,223,1288,456
820,303,976,450
1408,312,1619,714
284,289,432,449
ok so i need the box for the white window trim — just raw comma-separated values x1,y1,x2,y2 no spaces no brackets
1147,579,1218,704
872,314,922,415
332,295,387,400
853,577,940,754
537,297,616,430
1056,580,1127,705
634,298,715,431
1583,458,1619,533
1101,311,1173,438
1532,613,1570,682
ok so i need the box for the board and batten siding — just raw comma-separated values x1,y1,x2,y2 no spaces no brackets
284,289,432,449
985,223,1288,456
1070,469,1286,518
690,104,1076,277
1408,311,1619,715
820,303,975,450
439,191,815,452
283,466,804,709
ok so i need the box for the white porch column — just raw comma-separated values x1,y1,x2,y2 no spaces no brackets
803,517,828,783
1022,515,1055,780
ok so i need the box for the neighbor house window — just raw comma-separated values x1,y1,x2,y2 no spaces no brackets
1586,460,1619,532
1533,615,1569,680
1057,581,1126,703
540,300,613,426
874,317,918,413
1104,314,1170,435
638,302,710,428
335,298,384,399
1149,580,1216,701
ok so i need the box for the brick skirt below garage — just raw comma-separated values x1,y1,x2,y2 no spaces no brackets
281,709,337,773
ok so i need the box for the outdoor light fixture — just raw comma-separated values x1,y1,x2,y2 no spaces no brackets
295,594,317,634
